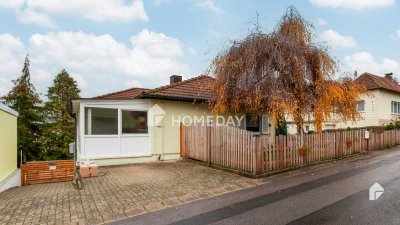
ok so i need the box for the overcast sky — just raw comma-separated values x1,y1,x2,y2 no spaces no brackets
0,0,399,98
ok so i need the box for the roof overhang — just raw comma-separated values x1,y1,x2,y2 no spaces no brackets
139,93,209,103
69,98,152,115
0,102,18,117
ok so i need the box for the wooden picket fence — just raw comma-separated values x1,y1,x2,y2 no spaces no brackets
21,160,74,186
180,124,400,176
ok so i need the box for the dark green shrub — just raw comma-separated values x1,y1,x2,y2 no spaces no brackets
385,123,395,130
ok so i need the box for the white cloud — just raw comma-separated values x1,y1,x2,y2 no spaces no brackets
0,34,26,95
0,30,191,97
0,0,24,8
130,29,183,57
310,0,395,10
396,30,400,38
26,0,148,22
150,0,170,6
343,51,400,77
196,0,225,17
320,30,357,48
126,80,143,88
0,0,148,27
17,9,56,28
317,18,327,26
70,72,88,89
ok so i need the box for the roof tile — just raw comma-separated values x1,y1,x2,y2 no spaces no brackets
91,75,215,102
93,88,149,99
356,72,400,94
142,75,215,101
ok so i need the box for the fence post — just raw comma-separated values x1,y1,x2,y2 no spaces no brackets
207,125,212,164
180,123,185,157
252,137,256,176
20,163,25,186
252,136,262,176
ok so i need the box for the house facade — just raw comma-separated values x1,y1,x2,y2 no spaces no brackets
284,72,400,134
0,103,20,193
336,72,400,129
71,75,275,166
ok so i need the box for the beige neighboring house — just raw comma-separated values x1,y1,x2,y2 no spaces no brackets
336,72,400,129
0,103,20,193
286,72,400,134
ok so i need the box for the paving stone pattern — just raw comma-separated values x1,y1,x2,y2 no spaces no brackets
0,161,261,225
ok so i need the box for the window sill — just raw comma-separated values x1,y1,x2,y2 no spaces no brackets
84,134,150,138
121,134,149,137
84,135,119,138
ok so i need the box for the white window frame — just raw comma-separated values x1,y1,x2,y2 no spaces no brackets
391,101,400,114
84,106,149,137
261,115,270,134
84,107,119,136
357,100,365,112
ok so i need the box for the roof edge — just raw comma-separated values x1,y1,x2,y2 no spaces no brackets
140,93,208,103
0,102,19,117
145,75,214,94
93,87,149,99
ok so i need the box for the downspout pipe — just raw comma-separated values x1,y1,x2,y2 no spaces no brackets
68,100,79,185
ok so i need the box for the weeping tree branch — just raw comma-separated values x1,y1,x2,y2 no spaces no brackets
209,6,366,133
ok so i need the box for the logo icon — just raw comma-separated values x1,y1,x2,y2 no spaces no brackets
369,182,384,200
149,104,165,127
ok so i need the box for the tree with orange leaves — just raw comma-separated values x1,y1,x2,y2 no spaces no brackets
210,6,365,133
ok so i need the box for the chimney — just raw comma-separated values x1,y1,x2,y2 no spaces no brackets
385,72,394,81
170,75,182,84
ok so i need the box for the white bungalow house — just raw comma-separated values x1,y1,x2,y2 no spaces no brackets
71,75,275,166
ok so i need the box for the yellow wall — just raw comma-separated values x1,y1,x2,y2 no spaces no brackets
334,89,400,129
0,110,17,182
150,100,276,158
151,100,211,157
376,89,400,125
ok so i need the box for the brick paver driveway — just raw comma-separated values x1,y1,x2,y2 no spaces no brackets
0,161,262,225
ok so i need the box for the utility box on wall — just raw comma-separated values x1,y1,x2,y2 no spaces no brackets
69,142,75,155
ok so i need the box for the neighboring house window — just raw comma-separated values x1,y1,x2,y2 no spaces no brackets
122,111,148,134
392,101,400,114
85,107,118,135
305,125,310,132
357,100,365,112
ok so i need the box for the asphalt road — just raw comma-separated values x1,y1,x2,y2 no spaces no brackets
288,176,400,225
109,149,400,225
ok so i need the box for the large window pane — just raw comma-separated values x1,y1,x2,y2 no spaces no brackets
122,111,148,134
85,107,118,135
